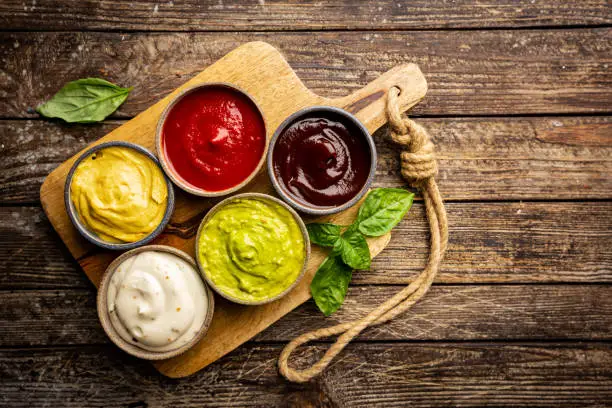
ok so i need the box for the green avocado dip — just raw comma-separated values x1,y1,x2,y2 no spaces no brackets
197,196,307,303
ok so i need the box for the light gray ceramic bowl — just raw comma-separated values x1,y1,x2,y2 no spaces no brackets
64,141,175,251
155,82,268,197
97,245,215,360
267,106,377,216
195,193,310,306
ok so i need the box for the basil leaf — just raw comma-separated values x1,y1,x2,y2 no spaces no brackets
307,223,341,247
36,78,132,123
310,255,353,316
334,229,371,270
357,188,414,237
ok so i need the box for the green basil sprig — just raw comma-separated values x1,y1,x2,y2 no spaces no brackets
357,188,415,236
310,256,353,316
309,188,414,316
36,78,132,123
307,223,341,247
334,228,371,270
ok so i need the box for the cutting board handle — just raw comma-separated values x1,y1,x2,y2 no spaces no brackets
334,63,428,135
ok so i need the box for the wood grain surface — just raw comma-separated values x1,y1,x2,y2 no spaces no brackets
1,0,610,31
1,1,611,405
1,343,611,407
1,30,610,118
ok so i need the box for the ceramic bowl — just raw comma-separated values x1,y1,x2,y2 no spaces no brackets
64,141,175,251
267,105,377,216
155,82,268,197
97,245,215,360
195,193,310,305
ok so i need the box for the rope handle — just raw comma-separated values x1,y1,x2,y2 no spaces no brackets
278,87,449,383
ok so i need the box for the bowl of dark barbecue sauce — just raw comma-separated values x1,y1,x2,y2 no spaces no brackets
268,106,377,215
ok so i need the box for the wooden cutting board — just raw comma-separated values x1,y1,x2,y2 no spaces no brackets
39,41,427,378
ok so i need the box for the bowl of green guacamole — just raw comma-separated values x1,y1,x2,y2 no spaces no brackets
196,193,310,305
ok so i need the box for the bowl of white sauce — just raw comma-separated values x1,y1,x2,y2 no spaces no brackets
97,245,215,360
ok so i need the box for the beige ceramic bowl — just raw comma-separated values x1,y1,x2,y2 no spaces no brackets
97,245,215,360
155,82,268,197
195,193,310,305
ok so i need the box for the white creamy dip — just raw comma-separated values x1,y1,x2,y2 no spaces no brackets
107,251,208,352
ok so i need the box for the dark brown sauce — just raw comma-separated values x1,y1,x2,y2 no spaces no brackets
272,112,371,207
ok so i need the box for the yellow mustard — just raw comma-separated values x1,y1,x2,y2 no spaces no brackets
70,146,168,243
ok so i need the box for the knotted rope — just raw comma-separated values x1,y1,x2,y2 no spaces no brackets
278,87,449,383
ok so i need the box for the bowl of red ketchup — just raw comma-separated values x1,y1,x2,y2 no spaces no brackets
156,83,267,197
268,106,377,215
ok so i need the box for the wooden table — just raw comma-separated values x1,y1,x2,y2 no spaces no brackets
0,2,610,406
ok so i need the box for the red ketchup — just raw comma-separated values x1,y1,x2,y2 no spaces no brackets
272,112,371,207
161,86,266,192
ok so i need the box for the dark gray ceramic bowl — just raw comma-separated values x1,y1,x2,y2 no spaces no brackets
267,106,377,216
64,141,175,251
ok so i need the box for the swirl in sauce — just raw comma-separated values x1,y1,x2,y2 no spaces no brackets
70,146,168,243
107,251,208,352
197,197,306,303
161,86,266,192
272,113,371,207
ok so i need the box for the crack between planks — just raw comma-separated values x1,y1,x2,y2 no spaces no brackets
0,24,610,34
0,339,611,352
2,113,612,122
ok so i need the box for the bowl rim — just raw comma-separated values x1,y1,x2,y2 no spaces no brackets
155,82,268,197
195,192,311,306
266,105,377,216
64,141,175,251
97,245,216,361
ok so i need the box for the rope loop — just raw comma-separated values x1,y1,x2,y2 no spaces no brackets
387,87,437,186
278,86,448,383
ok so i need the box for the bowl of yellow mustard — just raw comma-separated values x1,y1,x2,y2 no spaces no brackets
195,193,310,305
65,141,175,250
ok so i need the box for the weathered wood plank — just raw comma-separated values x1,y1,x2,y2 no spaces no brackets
377,200,612,285
0,285,609,347
1,117,610,203
1,202,609,289
1,30,610,118
0,207,90,289
1,343,610,407
256,285,612,342
0,120,116,204
0,0,609,31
